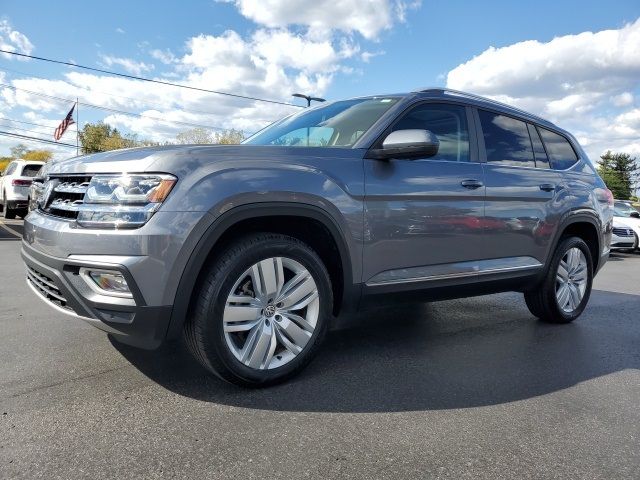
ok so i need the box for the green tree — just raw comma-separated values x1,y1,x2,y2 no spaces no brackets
598,151,639,200
22,150,53,162
78,122,153,154
214,129,244,144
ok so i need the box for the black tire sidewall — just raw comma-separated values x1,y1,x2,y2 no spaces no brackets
197,235,332,386
544,236,594,322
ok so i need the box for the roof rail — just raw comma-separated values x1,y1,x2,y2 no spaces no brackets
415,87,550,125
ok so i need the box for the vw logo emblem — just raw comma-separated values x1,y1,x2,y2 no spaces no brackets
39,179,58,209
264,305,276,317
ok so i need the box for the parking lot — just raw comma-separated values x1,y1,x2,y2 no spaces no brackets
1,218,639,479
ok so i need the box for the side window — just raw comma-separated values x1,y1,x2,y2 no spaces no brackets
527,124,550,169
4,163,16,176
538,128,579,170
478,110,535,168
391,103,469,162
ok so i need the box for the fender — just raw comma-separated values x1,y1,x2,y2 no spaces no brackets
164,202,357,339
542,209,603,275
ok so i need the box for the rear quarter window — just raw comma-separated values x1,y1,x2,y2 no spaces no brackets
538,128,579,170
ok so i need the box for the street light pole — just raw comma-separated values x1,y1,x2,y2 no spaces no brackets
292,93,326,146
292,93,326,107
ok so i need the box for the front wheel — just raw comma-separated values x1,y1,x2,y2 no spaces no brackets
524,236,593,323
184,233,333,387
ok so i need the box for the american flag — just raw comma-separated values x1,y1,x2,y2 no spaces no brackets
54,104,76,141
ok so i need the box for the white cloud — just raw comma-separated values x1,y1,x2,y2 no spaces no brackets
0,19,34,59
446,18,640,160
150,48,177,64
611,92,634,107
219,0,420,39
100,55,155,75
115,27,125,34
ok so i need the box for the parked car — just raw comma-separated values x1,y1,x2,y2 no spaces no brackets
613,200,640,250
611,220,637,251
22,88,613,386
0,159,45,219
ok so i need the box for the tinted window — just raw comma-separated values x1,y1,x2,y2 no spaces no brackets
21,164,42,177
538,128,578,170
478,110,534,167
4,163,16,175
527,124,550,169
391,103,469,162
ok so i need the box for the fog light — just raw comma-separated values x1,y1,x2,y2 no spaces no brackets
80,268,132,298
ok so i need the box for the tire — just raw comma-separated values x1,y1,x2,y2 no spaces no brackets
524,236,593,324
184,233,333,387
3,202,16,220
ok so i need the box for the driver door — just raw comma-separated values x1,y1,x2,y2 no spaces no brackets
362,102,486,287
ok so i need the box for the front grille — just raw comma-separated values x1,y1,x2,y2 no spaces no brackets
26,265,72,311
41,175,92,219
612,227,634,237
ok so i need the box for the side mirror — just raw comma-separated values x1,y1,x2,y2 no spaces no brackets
630,211,640,218
367,129,439,160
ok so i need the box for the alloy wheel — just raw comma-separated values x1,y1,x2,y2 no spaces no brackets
222,257,320,370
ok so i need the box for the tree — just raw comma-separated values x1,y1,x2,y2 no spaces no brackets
79,122,150,154
176,127,214,144
10,144,28,159
22,150,53,162
598,151,639,200
214,129,245,144
175,128,245,145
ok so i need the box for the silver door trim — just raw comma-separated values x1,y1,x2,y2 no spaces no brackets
366,262,543,287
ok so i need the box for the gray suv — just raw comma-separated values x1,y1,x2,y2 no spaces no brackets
21,88,613,386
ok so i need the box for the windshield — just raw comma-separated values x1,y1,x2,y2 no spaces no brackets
614,202,639,217
243,97,401,147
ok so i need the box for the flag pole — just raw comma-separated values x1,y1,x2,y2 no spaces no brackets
76,98,79,156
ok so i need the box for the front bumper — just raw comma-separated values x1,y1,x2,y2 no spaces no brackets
22,241,172,349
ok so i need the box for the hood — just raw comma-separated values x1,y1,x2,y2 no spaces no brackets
45,144,362,177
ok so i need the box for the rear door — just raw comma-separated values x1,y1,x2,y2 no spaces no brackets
363,101,486,286
477,109,560,269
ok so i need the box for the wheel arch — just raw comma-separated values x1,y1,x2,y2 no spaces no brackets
165,202,357,340
550,213,602,273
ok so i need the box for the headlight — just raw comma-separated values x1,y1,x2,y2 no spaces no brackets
77,174,177,229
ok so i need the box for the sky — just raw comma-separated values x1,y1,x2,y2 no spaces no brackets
1,0,639,162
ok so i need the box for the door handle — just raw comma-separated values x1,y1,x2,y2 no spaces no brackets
460,179,483,189
539,183,556,192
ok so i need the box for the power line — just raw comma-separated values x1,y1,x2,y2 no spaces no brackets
0,116,78,134
0,65,267,121
0,82,225,130
0,130,76,148
0,49,303,108
0,122,66,139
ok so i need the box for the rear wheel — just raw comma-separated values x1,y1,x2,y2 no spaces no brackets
3,201,16,220
184,233,333,387
524,236,593,323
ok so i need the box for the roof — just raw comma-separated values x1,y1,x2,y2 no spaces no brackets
413,87,557,130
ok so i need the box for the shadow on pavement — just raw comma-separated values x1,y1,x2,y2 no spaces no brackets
111,289,640,413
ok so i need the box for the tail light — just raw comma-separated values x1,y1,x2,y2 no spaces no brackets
12,179,32,187
603,188,614,208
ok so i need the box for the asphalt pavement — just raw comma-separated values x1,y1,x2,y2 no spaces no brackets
1,219,639,479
